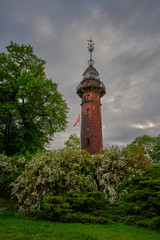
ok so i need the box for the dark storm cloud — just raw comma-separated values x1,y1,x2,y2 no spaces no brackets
99,0,160,36
0,0,160,148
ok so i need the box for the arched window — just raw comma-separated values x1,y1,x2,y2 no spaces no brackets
87,108,90,115
87,139,90,146
87,95,90,100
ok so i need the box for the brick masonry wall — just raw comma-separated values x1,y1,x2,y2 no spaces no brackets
81,91,103,154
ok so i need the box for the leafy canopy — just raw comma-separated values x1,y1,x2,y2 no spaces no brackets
64,134,80,150
118,165,160,229
0,42,68,155
127,135,160,163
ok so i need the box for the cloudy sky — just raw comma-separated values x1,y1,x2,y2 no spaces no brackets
1,0,160,149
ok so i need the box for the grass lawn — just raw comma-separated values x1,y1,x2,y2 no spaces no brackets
0,213,160,240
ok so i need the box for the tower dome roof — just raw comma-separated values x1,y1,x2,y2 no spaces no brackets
76,38,106,98
83,66,99,80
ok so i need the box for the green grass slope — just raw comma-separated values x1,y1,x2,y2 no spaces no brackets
0,213,160,240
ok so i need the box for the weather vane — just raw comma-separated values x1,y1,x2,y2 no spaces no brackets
87,37,95,67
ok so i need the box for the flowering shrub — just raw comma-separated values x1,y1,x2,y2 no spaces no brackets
11,146,151,213
95,146,151,203
0,153,26,197
11,149,97,213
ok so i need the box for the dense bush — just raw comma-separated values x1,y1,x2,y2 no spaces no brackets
33,191,110,223
0,153,26,197
95,146,151,203
118,165,160,229
11,146,151,214
11,149,97,213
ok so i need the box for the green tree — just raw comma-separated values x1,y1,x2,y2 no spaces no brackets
127,135,160,163
126,135,155,151
64,134,80,150
0,42,68,155
150,135,160,163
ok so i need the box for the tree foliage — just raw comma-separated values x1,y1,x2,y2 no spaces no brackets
118,165,160,229
127,135,160,163
64,134,80,150
0,42,68,155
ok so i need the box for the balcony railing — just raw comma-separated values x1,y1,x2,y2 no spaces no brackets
100,82,106,92
76,80,106,98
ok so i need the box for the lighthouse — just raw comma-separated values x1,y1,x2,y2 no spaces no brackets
76,38,106,154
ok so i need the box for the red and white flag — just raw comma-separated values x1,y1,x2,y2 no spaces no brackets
73,114,80,127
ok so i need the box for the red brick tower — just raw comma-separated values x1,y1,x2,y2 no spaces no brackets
76,38,106,154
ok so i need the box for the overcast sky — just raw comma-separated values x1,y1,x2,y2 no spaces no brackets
1,0,160,149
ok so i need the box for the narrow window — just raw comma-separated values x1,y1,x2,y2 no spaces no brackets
87,139,90,146
87,108,90,115
87,95,90,100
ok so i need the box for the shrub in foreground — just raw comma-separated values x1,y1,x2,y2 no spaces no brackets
33,191,110,223
11,149,97,213
11,146,151,214
118,165,160,229
0,153,26,197
95,146,151,203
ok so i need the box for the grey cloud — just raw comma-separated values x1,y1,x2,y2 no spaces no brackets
0,0,160,149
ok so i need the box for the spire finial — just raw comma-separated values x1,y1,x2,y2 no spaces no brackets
87,37,95,66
